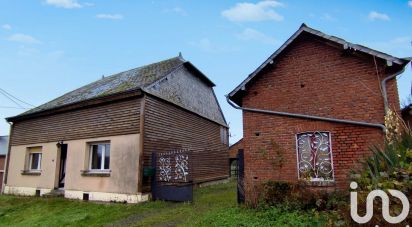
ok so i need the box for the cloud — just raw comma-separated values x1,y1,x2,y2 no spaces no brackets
236,28,278,45
96,14,124,20
368,11,390,21
8,34,41,44
2,24,11,30
17,45,38,56
367,36,411,57
222,0,284,22
408,1,412,7
320,13,336,22
47,50,65,60
83,2,94,7
44,0,83,9
163,7,187,16
190,38,237,53
190,38,214,52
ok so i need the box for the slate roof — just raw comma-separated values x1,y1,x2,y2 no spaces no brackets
228,23,411,104
21,56,185,116
10,55,226,126
0,136,9,155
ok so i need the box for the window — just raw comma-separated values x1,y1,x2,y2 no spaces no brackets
296,132,334,182
28,147,42,171
89,143,110,171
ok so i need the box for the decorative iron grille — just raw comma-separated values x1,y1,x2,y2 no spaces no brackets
296,132,334,181
157,149,191,183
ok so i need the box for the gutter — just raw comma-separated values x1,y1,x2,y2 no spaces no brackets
226,96,386,131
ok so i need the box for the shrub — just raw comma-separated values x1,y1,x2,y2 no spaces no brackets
259,181,348,212
349,109,412,225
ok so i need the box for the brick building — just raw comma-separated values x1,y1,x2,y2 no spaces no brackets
227,24,410,201
0,136,8,192
402,104,412,129
228,139,243,176
229,139,243,160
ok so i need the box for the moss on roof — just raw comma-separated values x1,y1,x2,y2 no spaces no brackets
20,56,184,116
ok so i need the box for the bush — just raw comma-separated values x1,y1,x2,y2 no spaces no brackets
349,110,412,225
260,181,348,212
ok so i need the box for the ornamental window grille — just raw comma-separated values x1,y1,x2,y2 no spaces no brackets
157,150,191,183
296,132,334,181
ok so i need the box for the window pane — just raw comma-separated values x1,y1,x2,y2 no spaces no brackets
297,132,333,181
91,145,103,169
104,144,110,170
31,153,40,170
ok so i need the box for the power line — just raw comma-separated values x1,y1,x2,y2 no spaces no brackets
0,89,25,109
0,106,29,109
0,88,35,107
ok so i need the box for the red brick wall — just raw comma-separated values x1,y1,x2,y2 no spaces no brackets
240,34,400,201
243,114,383,189
243,35,399,122
229,139,243,159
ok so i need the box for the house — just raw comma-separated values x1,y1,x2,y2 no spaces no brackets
402,104,412,128
229,138,243,160
0,136,8,192
228,139,243,176
227,24,410,201
4,55,229,203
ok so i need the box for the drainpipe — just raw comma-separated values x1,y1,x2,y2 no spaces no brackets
226,96,386,131
381,68,406,114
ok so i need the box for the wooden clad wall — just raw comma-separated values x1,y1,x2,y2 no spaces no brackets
142,95,229,191
10,98,141,146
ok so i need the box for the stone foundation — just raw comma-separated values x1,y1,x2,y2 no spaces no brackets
64,190,149,203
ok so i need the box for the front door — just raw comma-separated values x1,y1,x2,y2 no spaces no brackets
58,144,67,188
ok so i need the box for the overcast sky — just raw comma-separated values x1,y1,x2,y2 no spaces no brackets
0,0,411,144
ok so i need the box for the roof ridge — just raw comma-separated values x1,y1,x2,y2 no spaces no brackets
228,23,411,102
300,24,407,63
11,55,185,119
101,55,184,81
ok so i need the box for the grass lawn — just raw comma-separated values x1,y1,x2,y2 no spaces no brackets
0,181,332,226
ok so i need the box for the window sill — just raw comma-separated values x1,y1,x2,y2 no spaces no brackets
301,180,336,187
81,170,111,177
21,170,41,176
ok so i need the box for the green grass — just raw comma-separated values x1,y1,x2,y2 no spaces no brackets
0,181,332,226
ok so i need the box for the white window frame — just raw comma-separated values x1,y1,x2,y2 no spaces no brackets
29,152,42,171
295,131,335,182
88,143,110,171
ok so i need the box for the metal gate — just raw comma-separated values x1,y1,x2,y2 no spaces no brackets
237,149,245,203
151,150,193,202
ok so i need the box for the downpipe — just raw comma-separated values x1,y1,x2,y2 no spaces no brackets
381,68,406,114
226,96,386,131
